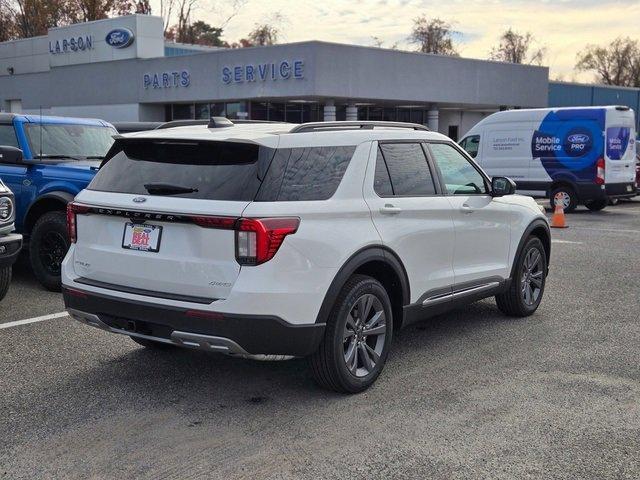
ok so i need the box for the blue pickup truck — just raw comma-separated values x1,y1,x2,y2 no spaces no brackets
0,113,116,290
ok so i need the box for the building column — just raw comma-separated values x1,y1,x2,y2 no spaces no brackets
323,99,336,122
427,107,439,131
346,103,358,121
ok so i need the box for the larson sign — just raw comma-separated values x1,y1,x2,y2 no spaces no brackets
49,35,93,54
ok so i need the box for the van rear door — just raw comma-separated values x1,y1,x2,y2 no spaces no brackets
604,109,636,187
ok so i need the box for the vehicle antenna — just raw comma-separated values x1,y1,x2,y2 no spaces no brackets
39,105,43,160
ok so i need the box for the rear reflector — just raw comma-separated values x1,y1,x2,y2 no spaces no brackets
185,310,224,320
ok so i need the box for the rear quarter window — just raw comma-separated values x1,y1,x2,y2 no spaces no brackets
255,146,356,201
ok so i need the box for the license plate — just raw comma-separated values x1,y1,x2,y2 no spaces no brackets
122,223,162,252
627,185,633,192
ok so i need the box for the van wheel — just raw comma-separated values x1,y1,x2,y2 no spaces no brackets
550,186,577,213
308,274,393,393
496,236,547,317
0,266,11,301
585,199,607,211
29,211,69,292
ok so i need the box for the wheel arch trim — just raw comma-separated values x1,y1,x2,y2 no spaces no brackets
510,218,551,280
314,245,410,325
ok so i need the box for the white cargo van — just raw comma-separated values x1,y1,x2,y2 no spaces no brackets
459,106,637,211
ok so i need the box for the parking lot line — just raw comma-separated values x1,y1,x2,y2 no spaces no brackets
551,239,583,244
571,226,640,234
0,311,69,330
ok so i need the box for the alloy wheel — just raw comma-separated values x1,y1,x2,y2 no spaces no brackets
342,293,387,378
521,247,544,306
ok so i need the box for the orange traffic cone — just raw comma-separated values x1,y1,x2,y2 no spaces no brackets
550,194,568,228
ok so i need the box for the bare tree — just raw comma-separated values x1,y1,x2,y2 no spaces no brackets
0,0,17,41
576,37,640,87
247,23,278,46
489,28,546,65
409,16,458,56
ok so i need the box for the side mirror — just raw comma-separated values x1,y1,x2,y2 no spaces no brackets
491,176,516,197
0,146,23,164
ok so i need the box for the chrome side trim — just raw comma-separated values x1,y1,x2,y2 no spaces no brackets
422,281,501,306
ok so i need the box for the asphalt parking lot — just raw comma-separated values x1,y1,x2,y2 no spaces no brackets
1,200,639,480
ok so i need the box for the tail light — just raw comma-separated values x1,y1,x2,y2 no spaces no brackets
595,157,605,185
235,217,300,265
189,214,300,266
66,202,90,243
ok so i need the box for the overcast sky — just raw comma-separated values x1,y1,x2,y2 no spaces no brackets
152,0,639,82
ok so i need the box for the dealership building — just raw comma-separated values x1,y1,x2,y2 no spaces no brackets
0,15,638,139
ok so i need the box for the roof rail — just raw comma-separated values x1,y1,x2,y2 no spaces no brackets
289,121,430,133
156,118,286,130
156,119,209,129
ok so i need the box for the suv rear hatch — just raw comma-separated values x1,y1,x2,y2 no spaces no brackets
70,139,275,301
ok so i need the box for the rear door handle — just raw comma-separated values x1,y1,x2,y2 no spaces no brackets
380,204,402,214
460,204,474,214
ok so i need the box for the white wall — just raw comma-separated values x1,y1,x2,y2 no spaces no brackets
438,110,493,139
50,103,140,121
0,15,164,77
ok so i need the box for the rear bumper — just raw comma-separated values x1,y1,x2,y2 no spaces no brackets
63,287,325,357
575,183,636,202
0,233,22,269
605,182,637,199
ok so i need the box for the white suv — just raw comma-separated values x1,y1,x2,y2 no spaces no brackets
62,119,550,393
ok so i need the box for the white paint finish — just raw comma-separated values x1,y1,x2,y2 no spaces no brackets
362,141,456,300
61,130,548,328
50,103,140,122
0,312,68,329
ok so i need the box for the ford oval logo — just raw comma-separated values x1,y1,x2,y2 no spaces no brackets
567,133,589,143
132,197,146,203
105,28,135,49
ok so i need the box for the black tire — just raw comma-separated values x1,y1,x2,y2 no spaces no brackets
496,236,547,317
550,185,578,213
308,274,393,393
29,211,69,292
130,336,175,350
586,199,607,211
0,266,11,301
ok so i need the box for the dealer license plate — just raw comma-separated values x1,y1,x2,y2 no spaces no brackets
122,223,162,252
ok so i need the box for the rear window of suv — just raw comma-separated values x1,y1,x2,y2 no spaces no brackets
89,140,356,202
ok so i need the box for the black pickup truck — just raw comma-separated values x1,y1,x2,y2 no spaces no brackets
0,179,22,300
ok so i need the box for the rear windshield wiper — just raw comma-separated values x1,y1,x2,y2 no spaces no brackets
84,156,105,160
144,183,199,195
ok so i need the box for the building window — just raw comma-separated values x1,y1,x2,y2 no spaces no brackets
251,102,269,120
269,103,286,122
172,103,194,120
225,102,248,119
210,103,225,116
448,125,459,141
195,103,210,120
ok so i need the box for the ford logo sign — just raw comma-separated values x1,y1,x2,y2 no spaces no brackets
132,197,146,203
567,133,589,143
105,28,135,49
